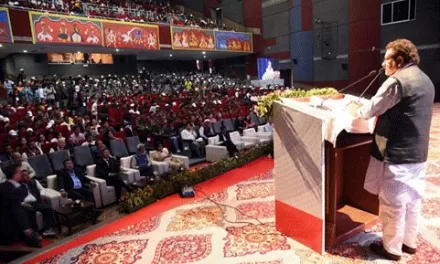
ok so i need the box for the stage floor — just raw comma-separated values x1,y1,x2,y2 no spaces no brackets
15,106,440,264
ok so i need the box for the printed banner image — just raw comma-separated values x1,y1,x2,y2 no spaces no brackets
215,31,253,52
171,27,215,51
102,21,159,50
29,12,102,46
0,8,13,43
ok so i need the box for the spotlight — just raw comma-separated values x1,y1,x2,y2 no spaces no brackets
23,50,28,53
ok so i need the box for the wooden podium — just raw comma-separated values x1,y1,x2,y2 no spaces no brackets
273,97,379,254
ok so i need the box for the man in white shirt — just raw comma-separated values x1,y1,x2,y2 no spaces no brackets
345,39,434,261
21,170,56,236
264,121,273,133
180,124,205,158
12,152,37,178
70,125,85,146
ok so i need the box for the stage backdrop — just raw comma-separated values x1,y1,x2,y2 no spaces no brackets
171,26,215,51
0,8,13,43
215,31,252,52
29,12,103,46
102,21,159,50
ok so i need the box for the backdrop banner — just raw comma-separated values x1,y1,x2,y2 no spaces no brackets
102,21,159,50
29,12,103,46
171,26,215,51
215,31,253,52
0,8,13,43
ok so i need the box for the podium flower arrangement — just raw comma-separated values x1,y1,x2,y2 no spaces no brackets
118,143,273,213
256,88,341,121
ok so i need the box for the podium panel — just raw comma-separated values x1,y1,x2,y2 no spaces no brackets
273,98,379,254
273,103,325,254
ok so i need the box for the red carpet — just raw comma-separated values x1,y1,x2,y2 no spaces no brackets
24,157,274,264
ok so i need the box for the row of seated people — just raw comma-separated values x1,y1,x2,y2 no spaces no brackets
0,136,184,247
0,112,272,206
3,0,233,30
0,113,273,248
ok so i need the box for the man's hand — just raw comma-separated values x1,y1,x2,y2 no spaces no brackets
345,101,362,118
60,190,68,198
21,202,33,209
90,182,97,188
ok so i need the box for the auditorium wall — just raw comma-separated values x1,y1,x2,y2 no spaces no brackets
183,0,204,14
312,0,349,82
220,0,244,25
1,54,138,78
380,0,440,89
136,60,197,73
262,0,290,61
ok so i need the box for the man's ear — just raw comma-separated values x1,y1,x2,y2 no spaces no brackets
397,56,404,67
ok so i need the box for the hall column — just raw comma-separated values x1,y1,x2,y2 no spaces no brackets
348,0,381,94
289,0,314,84
243,0,263,77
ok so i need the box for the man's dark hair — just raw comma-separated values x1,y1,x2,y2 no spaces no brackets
386,39,420,65
63,158,73,166
3,164,20,179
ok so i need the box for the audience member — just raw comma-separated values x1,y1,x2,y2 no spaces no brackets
95,148,132,201
0,164,41,247
20,169,56,237
150,143,185,173
56,159,95,202
180,123,205,158
130,143,155,180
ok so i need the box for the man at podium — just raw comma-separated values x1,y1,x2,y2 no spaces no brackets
345,39,435,261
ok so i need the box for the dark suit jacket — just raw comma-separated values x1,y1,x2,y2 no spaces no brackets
0,181,32,239
219,133,231,142
95,157,120,179
56,168,90,192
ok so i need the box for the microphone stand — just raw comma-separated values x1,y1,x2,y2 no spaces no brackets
357,69,384,102
315,70,377,110
338,70,377,93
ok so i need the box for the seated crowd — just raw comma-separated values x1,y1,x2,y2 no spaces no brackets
2,0,232,30
0,70,276,247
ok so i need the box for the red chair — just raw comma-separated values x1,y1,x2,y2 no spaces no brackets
41,143,55,154
96,134,104,142
55,125,70,138
113,131,126,140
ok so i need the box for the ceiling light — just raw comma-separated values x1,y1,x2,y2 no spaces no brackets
23,50,28,53
115,49,119,52
169,54,173,57
202,51,206,54
0,44,3,48
203,55,206,58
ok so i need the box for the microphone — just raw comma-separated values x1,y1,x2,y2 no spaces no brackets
312,69,377,110
338,70,377,93
358,68,384,100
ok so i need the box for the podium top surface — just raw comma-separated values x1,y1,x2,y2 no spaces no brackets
274,95,375,145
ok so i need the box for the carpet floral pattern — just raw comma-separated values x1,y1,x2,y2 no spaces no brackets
166,206,224,231
108,215,161,236
152,234,212,263
71,240,148,264
33,106,440,263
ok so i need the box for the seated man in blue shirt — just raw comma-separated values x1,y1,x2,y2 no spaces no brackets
56,159,95,202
